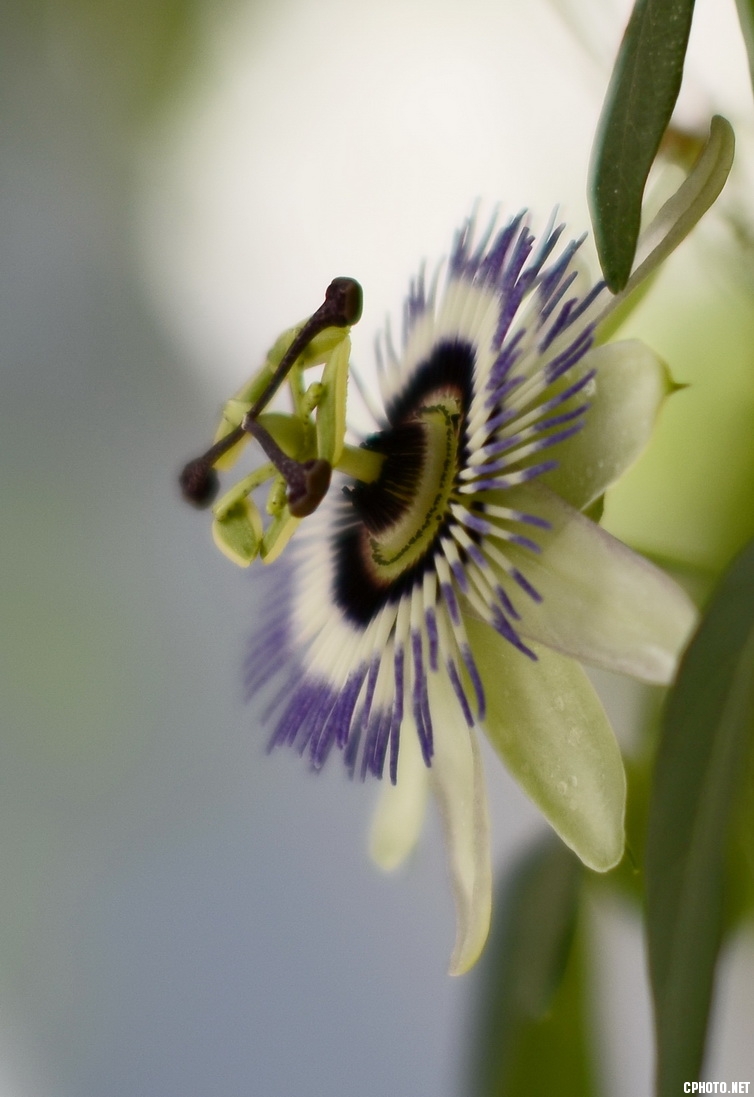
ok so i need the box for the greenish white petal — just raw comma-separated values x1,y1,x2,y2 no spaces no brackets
542,339,674,510
426,671,491,976
466,615,625,872
499,484,698,683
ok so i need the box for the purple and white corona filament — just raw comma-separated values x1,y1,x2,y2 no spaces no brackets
239,211,697,973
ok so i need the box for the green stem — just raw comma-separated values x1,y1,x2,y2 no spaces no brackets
336,445,385,483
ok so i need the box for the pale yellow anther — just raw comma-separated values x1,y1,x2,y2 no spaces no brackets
211,498,263,567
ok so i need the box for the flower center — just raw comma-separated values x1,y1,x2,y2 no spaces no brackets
333,339,474,626
364,401,461,583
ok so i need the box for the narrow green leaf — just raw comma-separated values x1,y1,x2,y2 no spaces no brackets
735,0,754,100
466,838,596,1097
589,0,696,291
617,117,734,302
597,116,735,338
646,537,754,1096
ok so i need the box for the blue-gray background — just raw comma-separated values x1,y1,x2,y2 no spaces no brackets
0,7,532,1094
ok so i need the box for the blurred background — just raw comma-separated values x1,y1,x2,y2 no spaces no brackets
2,0,753,1093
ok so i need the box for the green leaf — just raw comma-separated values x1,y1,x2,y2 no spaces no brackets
589,0,696,291
735,0,754,100
646,537,754,1096
466,838,596,1097
596,116,735,337
616,117,734,303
